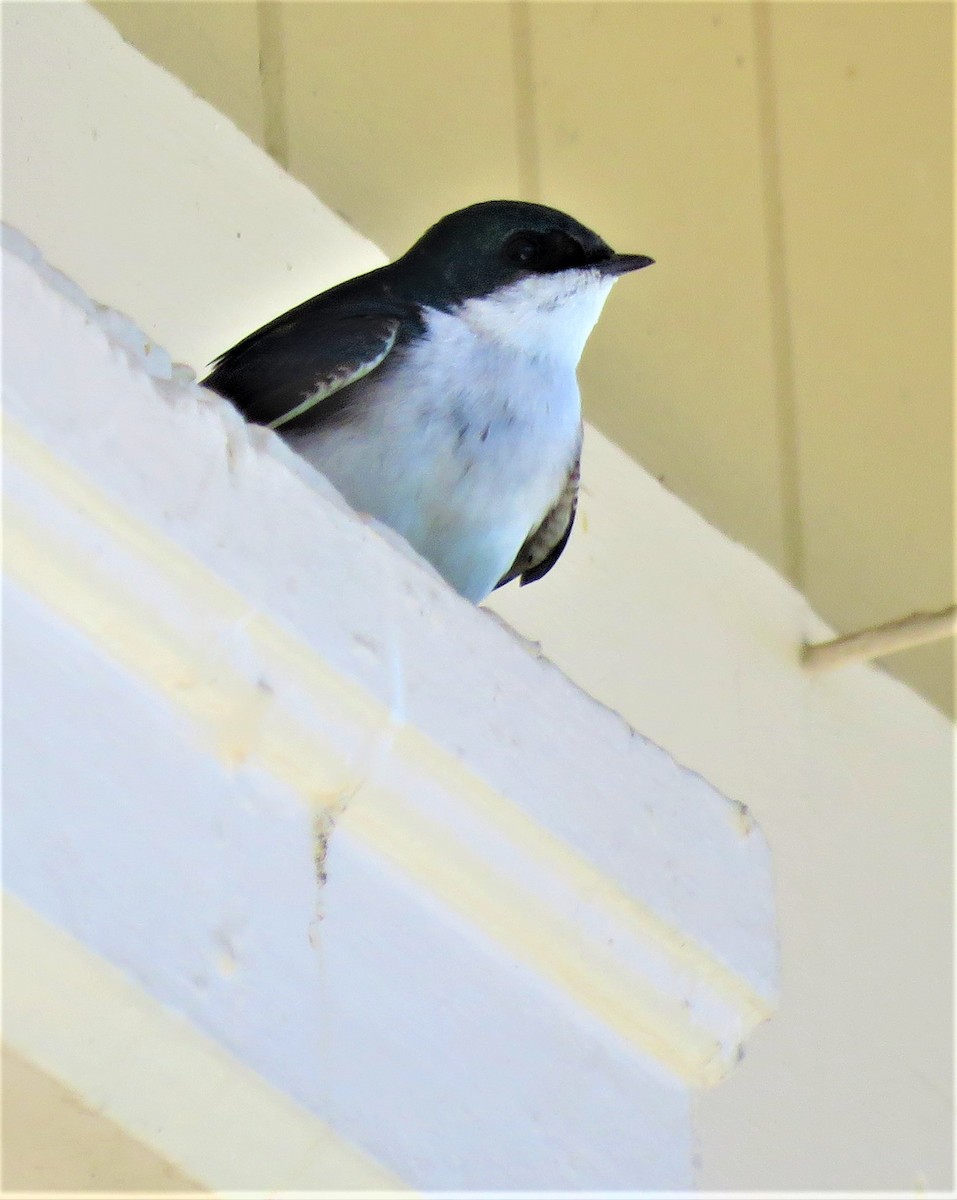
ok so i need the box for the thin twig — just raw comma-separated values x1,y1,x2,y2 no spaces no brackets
801,604,957,672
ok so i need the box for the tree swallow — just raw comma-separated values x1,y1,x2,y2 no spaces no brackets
204,200,653,602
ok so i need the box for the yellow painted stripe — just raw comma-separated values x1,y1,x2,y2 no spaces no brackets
344,784,726,1082
390,720,775,1031
3,499,365,808
3,417,773,1084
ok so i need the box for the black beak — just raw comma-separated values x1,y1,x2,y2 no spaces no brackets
598,253,655,277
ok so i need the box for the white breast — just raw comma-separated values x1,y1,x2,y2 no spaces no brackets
290,270,613,601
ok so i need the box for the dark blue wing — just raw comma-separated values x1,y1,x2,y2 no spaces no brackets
204,305,402,433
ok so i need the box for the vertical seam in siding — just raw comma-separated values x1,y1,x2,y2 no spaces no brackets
257,1,289,169
752,1,805,588
510,1,541,201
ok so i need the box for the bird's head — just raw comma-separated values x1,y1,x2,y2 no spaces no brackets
398,200,654,363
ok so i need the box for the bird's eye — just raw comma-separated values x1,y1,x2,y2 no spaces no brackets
503,229,591,272
503,232,541,267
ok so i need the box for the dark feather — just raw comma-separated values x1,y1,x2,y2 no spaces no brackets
204,305,405,433
496,452,580,589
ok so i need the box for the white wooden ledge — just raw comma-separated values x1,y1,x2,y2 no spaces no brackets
2,226,776,1190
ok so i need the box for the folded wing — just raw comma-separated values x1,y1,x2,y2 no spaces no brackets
497,452,580,589
204,305,402,433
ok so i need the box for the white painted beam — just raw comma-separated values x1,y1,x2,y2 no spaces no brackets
8,2,952,1191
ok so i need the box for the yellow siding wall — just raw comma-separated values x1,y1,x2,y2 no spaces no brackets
2,1045,204,1192
769,3,953,712
91,1,954,715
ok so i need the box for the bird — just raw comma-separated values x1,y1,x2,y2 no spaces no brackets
203,200,653,603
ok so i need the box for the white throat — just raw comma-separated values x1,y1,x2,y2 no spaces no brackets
455,269,615,365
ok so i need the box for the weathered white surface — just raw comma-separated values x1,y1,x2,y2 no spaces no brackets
2,2,950,1191
4,896,401,1193
3,230,775,1190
